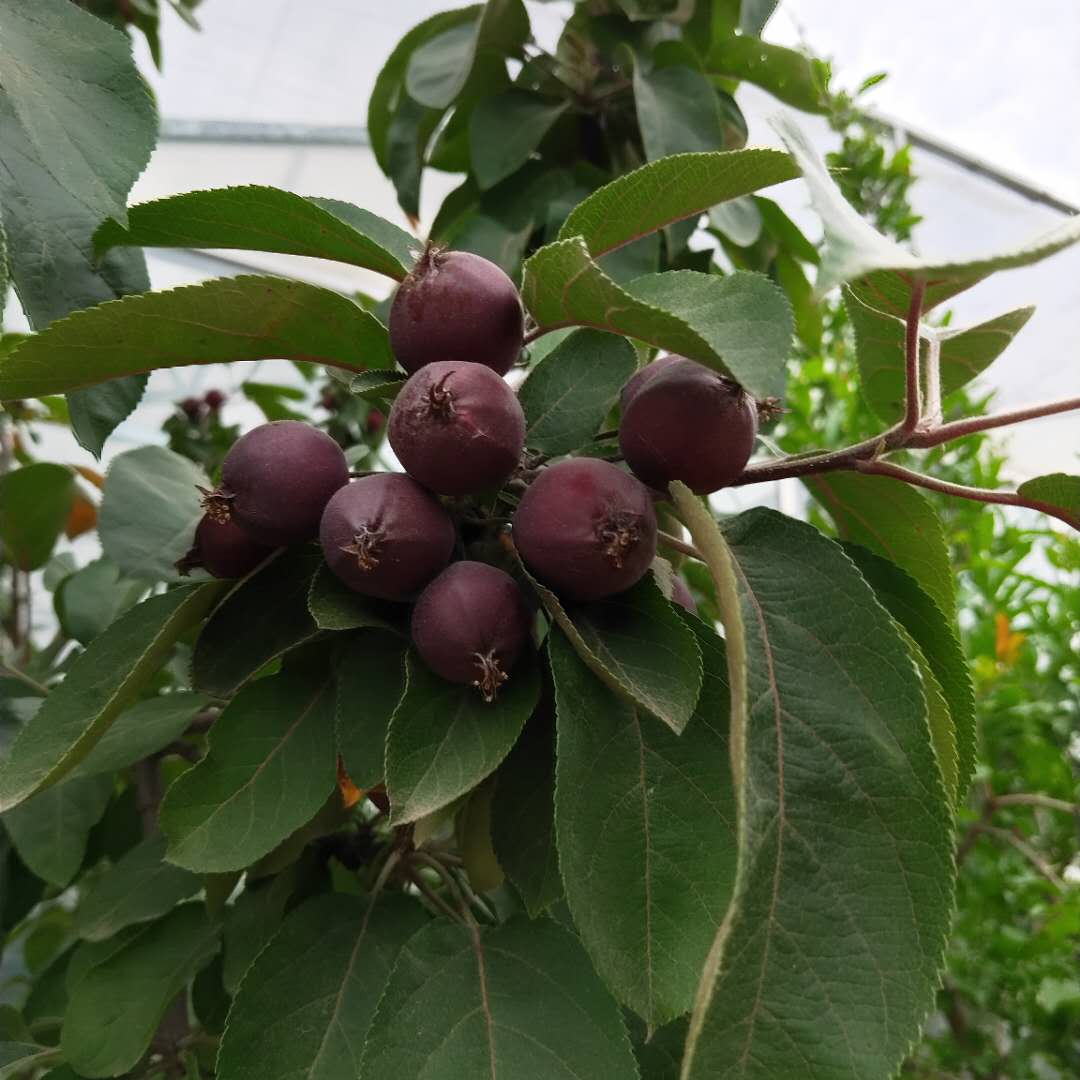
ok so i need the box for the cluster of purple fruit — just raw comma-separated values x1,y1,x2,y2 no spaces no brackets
183,249,759,701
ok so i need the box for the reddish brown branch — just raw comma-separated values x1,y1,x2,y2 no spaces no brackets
906,396,1080,448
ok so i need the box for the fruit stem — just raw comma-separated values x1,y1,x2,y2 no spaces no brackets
657,530,704,562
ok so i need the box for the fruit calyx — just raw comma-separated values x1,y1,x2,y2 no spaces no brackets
340,524,384,571
424,372,457,422
197,485,234,524
473,649,508,703
596,510,642,569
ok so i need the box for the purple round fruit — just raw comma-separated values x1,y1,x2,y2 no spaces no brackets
512,458,657,602
671,575,697,614
178,515,274,579
389,248,524,376
619,354,681,412
411,561,532,702
619,358,758,494
200,420,349,546
388,361,525,496
319,474,455,600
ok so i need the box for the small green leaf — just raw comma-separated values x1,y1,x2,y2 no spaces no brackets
0,464,74,571
360,918,640,1079
3,775,112,887
193,546,322,698
1017,474,1080,529
340,369,408,401
98,445,209,583
469,90,568,190
629,1013,686,1079
557,148,798,260
708,196,763,247
551,616,735,1028
707,34,829,113
54,558,147,644
160,667,337,873
221,866,300,992
0,1044,60,1078
218,894,427,1080
76,835,201,942
491,702,562,916
307,562,397,633
518,329,637,455
335,630,408,790
807,470,955,616
0,276,393,400
95,187,416,280
71,692,210,779
0,584,225,811
456,777,504,893
61,904,219,1077
634,64,725,161
385,651,540,824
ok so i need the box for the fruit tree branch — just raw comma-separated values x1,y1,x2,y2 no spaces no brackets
990,792,1078,815
905,395,1080,448
975,825,1067,891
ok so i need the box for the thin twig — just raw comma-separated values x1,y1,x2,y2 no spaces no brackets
408,869,466,924
991,793,1078,815
133,758,164,837
976,825,1067,891
0,663,49,696
900,279,926,436
657,529,704,562
906,395,1080,448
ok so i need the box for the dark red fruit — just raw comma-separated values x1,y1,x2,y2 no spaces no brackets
671,575,697,614
366,408,385,434
388,361,525,496
319,474,455,600
619,358,758,494
619,354,681,412
204,389,227,411
389,248,524,376
177,515,274,579
412,561,532,702
179,397,204,423
512,458,657,602
200,420,349,546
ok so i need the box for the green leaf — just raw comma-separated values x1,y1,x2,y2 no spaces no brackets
551,617,736,1028
469,90,568,190
361,917,640,1079
98,445,209,583
630,1014,686,1078
241,380,307,423
406,0,528,110
335,630,408,790
1017,474,1080,530
0,1044,60,1078
707,34,829,113
0,464,74,570
221,866,299,992
709,196,763,247
217,893,427,1080
522,244,791,400
307,562,398,633
61,904,219,1077
739,0,780,34
634,65,725,161
677,508,953,1080
846,289,1035,421
512,564,702,735
3,775,112,887
518,329,637,455
0,584,225,812
55,558,146,644
193,546,322,698
842,543,976,802
71,692,210,779
456,776,504,892
491,702,562,916
75,835,201,942
776,114,1080,304
160,667,337,873
0,276,393,400
557,148,798,259
385,651,540,824
807,470,955,616
95,187,416,281
337,368,408,401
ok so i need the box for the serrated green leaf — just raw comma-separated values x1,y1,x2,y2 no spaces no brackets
386,651,540,825
678,508,953,1080
161,668,336,873
518,329,637,455
899,627,957,805
491,702,562,916
307,562,398,633
221,866,299,992
551,615,735,1028
218,893,427,1080
629,1013,687,1079
0,276,393,400
709,196,763,247
95,187,416,280
469,90,569,190
0,584,225,812
1017,474,1080,529
3,775,112,887
61,904,219,1077
522,243,790,399
360,917,639,1079
193,547,322,698
335,630,408,791
708,34,829,113
635,64,725,161
776,114,1080,305
0,464,74,570
846,288,1035,422
842,543,976,802
807,470,955,616
557,148,798,259
76,835,201,942
71,692,209,779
